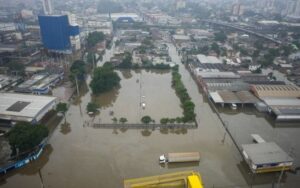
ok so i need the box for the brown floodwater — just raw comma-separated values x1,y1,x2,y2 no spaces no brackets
1,43,286,188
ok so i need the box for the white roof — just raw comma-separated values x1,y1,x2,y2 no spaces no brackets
196,54,222,64
172,35,190,40
209,92,223,103
0,93,56,122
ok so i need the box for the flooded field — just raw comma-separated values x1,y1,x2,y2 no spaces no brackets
91,69,182,123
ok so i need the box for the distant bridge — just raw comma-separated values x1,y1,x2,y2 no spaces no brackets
202,20,282,45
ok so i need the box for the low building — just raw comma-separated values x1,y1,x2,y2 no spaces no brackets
0,93,57,124
209,91,259,107
172,35,190,44
242,142,293,173
251,85,300,98
196,54,222,65
263,97,300,121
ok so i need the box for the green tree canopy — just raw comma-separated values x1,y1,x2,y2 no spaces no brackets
90,63,121,94
118,52,133,68
214,31,227,43
119,117,127,124
141,116,152,124
87,31,105,48
7,123,49,153
70,60,86,81
56,102,68,113
86,102,99,113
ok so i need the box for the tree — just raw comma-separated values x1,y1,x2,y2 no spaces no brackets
141,116,152,124
112,117,118,123
214,31,227,43
87,52,96,65
86,102,99,113
160,118,169,124
7,61,25,76
211,42,220,56
56,102,68,123
90,64,121,94
7,123,49,154
56,102,68,113
87,31,105,48
70,60,86,81
118,52,133,68
119,117,127,124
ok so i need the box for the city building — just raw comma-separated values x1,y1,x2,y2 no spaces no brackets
38,15,80,53
42,0,53,15
0,93,57,124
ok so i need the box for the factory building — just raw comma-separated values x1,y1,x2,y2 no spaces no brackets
0,93,57,125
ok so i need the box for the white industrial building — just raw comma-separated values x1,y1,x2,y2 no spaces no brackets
0,93,57,124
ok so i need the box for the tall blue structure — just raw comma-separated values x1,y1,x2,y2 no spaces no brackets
38,15,79,52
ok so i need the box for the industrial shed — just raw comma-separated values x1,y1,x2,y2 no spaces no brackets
242,142,293,173
263,97,300,121
209,91,259,106
0,93,57,124
251,85,300,98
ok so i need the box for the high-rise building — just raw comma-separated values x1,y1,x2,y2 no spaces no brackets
42,0,53,15
232,3,244,16
38,15,80,53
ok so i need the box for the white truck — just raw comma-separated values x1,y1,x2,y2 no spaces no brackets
159,152,200,164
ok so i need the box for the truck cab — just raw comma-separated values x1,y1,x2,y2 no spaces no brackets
159,155,167,164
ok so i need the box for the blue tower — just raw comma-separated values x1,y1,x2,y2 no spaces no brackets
38,15,79,52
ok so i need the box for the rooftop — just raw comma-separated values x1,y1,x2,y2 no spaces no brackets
196,55,222,64
172,35,190,41
242,142,293,165
0,93,56,122
251,85,300,98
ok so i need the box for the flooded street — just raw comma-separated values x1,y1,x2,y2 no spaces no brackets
2,42,296,188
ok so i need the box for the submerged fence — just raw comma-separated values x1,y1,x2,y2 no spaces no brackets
93,123,197,129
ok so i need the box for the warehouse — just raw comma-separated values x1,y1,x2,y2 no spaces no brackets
242,142,293,173
263,97,300,122
209,91,259,107
251,85,300,99
0,93,57,124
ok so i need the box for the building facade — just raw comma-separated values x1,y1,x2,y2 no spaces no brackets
38,15,80,53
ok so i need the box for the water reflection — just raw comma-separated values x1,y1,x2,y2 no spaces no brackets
60,122,71,135
0,144,53,185
92,86,120,109
72,81,89,106
141,129,152,136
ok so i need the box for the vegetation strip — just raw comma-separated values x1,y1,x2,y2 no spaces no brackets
168,66,196,123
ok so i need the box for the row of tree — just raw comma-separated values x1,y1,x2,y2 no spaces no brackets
171,66,196,122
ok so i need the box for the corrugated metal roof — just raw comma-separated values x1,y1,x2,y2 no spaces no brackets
242,142,293,165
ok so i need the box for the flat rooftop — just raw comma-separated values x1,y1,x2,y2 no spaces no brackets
209,91,259,104
0,93,56,122
196,54,222,64
242,142,293,165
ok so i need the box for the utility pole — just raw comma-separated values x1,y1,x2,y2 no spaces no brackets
75,76,79,96
277,147,294,188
